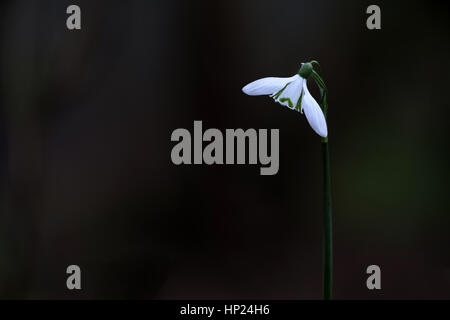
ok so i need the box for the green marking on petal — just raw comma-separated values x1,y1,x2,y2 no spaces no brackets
279,97,294,108
271,82,290,100
295,90,304,112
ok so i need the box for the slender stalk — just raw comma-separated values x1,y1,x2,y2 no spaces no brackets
322,139,332,300
310,65,333,300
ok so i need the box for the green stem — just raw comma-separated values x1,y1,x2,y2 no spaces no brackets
322,140,332,300
310,63,333,299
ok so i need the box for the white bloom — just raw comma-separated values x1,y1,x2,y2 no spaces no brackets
242,74,328,138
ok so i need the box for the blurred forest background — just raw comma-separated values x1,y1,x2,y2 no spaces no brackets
1,0,450,299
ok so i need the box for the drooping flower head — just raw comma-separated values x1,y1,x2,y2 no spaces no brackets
242,62,328,138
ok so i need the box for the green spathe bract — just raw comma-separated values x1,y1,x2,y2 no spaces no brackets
298,62,313,78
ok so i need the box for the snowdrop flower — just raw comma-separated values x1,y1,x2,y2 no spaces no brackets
242,63,328,138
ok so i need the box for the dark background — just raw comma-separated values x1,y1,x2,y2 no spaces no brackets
0,0,449,299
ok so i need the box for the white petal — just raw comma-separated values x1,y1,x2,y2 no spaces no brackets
274,77,303,109
242,74,299,96
301,81,328,137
